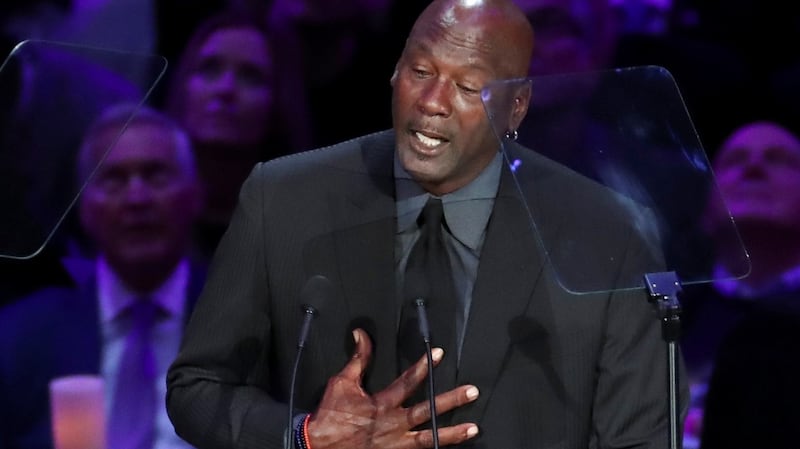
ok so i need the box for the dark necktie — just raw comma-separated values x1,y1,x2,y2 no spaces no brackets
398,197,459,395
107,298,159,449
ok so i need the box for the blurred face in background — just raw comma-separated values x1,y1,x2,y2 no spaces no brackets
521,2,592,76
513,0,616,110
515,0,616,76
182,26,275,148
610,0,673,36
710,122,800,231
270,0,392,23
79,122,201,275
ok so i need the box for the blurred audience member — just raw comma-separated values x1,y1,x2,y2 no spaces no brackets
680,121,800,448
267,0,400,147
164,8,307,256
511,0,621,177
0,0,70,42
512,0,710,293
515,0,619,77
610,0,677,37
3,0,230,103
611,0,751,155
2,3,144,306
46,0,160,90
0,103,205,449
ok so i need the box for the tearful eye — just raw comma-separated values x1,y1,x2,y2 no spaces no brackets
412,68,431,78
458,84,480,95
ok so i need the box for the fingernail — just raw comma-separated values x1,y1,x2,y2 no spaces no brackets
432,347,444,362
466,386,479,400
352,329,360,344
466,425,479,438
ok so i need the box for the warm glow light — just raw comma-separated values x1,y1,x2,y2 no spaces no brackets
50,375,106,449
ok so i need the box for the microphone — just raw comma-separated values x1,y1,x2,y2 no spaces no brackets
285,275,333,449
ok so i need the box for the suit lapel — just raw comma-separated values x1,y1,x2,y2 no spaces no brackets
329,134,400,393
452,158,548,423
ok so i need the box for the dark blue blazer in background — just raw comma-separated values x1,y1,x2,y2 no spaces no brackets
0,263,206,449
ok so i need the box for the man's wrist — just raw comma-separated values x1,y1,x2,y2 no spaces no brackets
294,413,312,449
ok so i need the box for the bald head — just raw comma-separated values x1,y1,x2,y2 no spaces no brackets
707,121,800,285
391,0,534,195
410,0,534,79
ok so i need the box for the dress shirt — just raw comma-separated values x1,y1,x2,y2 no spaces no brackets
97,257,194,449
394,151,502,360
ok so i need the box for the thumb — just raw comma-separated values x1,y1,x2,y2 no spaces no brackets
338,328,372,383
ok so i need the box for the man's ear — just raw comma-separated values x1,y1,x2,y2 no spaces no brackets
509,85,532,132
390,65,399,87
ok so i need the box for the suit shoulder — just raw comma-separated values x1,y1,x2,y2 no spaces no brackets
0,287,81,342
508,144,653,219
251,130,395,181
0,287,78,316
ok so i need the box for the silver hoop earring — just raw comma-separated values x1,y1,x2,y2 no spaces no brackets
505,129,519,141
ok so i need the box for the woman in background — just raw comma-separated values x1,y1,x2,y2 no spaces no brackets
164,8,310,256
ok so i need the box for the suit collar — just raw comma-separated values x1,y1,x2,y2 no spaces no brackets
395,152,503,253
317,131,401,392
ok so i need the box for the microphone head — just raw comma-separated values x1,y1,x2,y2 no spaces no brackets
300,274,333,315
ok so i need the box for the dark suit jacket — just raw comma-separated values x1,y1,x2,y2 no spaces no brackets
167,130,686,449
680,285,800,449
0,262,206,449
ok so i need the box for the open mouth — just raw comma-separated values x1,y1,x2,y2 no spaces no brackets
417,131,445,147
411,129,450,153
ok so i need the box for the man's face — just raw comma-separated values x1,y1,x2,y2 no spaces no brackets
80,123,201,271
183,27,274,148
711,122,800,230
391,11,517,196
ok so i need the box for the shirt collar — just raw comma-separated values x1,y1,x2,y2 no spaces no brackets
395,151,502,251
97,257,190,324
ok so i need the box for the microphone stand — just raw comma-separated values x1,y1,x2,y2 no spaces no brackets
643,271,683,449
414,298,440,449
286,306,317,449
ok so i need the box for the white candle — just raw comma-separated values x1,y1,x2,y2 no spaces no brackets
49,375,106,449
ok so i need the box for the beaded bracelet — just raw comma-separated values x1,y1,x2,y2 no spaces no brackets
294,413,312,449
